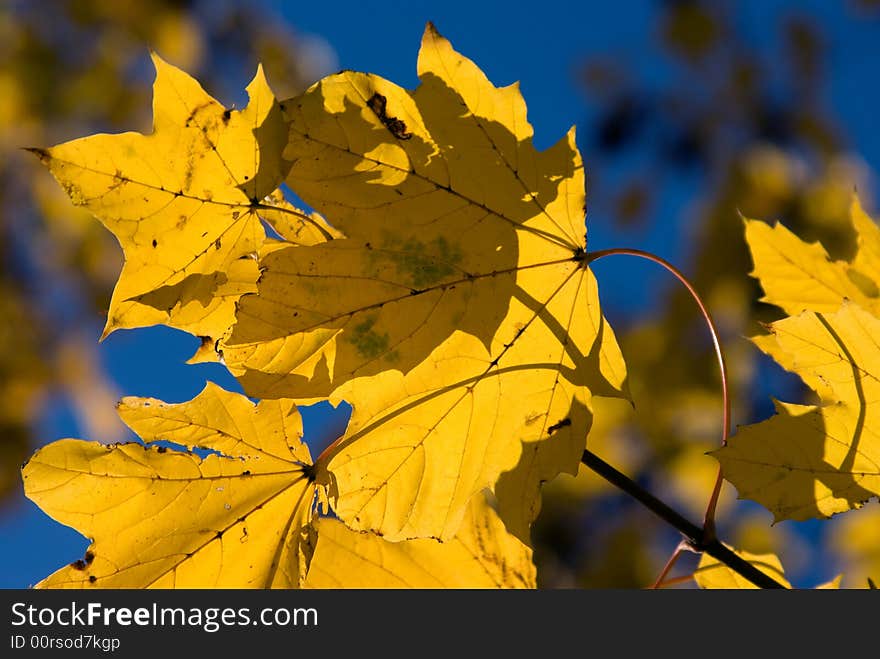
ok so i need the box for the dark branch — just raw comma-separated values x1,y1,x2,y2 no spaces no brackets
581,449,787,589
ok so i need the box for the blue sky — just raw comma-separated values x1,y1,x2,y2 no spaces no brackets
2,0,879,588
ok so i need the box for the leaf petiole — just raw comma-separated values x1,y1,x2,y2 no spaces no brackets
581,247,784,587
585,247,729,542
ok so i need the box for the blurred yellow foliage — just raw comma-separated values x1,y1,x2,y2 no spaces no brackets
829,504,880,588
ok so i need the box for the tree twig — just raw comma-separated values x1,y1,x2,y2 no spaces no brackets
581,449,786,589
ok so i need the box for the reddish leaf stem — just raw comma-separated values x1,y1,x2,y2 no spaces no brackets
650,539,690,589
586,247,729,542
653,573,695,589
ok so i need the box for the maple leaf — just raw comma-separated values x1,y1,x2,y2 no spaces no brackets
714,302,880,520
225,23,625,402
23,385,539,589
303,492,535,588
221,24,627,541
715,197,880,521
22,383,315,588
744,196,880,316
28,54,301,345
492,413,593,544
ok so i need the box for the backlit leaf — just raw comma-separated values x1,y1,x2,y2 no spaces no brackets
258,189,343,246
303,492,535,588
24,384,540,589
716,198,880,522
493,408,593,544
223,23,627,541
30,55,290,341
226,24,625,403
744,196,880,316
715,303,880,520
320,365,594,541
23,384,315,588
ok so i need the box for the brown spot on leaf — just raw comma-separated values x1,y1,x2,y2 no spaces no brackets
184,101,213,128
367,93,413,140
70,551,94,570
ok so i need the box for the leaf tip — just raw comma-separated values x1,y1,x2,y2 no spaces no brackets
421,21,448,50
246,62,275,100
148,49,167,68
147,50,191,90
23,147,50,164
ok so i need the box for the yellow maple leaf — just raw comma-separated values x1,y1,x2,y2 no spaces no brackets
23,385,538,589
319,367,595,541
303,492,535,588
29,54,295,343
715,302,880,521
23,383,315,588
715,198,880,522
222,24,627,541
225,23,625,402
492,406,594,545
744,195,880,316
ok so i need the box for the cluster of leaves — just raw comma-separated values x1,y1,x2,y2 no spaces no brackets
25,25,628,588
25,20,880,588
687,196,880,589
717,198,880,525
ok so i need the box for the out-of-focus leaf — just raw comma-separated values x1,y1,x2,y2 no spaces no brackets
694,546,841,589
694,548,790,589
